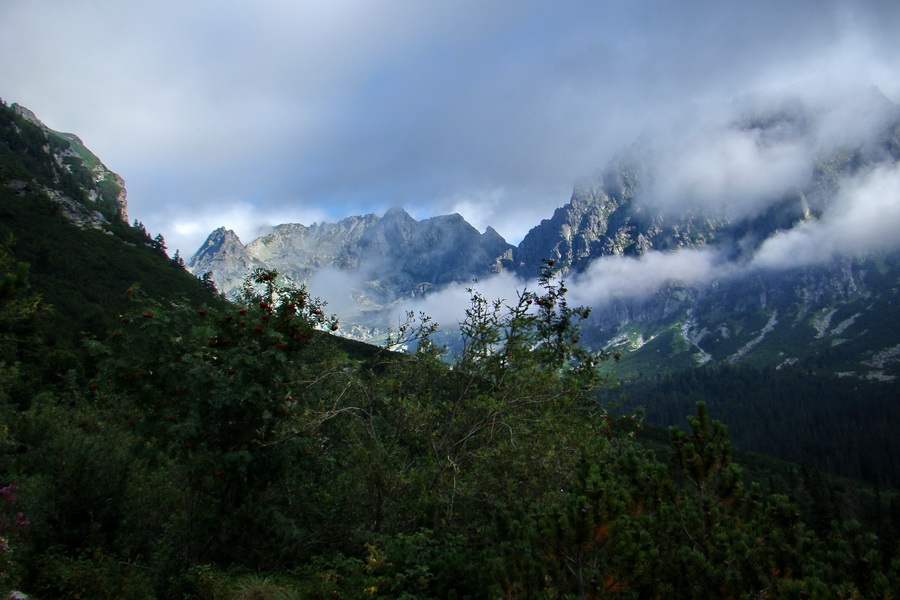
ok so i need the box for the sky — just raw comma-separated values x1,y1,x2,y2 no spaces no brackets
3,0,900,262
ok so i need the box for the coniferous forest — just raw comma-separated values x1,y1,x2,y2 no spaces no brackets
1,100,899,598
614,364,900,488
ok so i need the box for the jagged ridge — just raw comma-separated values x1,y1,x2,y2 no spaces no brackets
190,207,515,305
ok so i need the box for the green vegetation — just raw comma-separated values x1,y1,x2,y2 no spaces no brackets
614,362,900,487
0,102,122,223
0,250,898,597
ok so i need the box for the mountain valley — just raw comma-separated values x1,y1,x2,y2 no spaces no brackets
2,94,900,597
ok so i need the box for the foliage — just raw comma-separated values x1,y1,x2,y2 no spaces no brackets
0,185,222,391
0,238,44,394
87,269,347,572
0,259,897,597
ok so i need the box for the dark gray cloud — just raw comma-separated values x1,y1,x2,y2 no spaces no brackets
2,0,899,257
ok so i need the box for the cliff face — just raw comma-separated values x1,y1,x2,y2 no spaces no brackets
515,88,900,283
512,175,729,280
512,91,900,378
188,227,260,294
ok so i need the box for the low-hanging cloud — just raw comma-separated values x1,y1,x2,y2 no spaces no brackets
638,122,812,218
631,84,900,222
752,164,900,269
391,271,529,333
306,267,375,319
383,246,727,336
569,247,726,308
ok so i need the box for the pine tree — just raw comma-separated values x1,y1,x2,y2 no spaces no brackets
171,249,185,268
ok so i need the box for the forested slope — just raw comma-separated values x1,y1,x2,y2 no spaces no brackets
614,363,900,487
1,256,898,598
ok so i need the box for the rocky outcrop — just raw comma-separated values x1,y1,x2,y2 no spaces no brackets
3,104,128,229
512,166,734,280
515,88,900,282
507,91,900,377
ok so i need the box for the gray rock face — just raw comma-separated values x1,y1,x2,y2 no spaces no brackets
514,93,900,377
515,159,785,282
515,88,900,283
188,227,260,294
189,208,515,305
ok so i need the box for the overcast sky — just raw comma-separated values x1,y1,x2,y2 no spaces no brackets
3,0,900,258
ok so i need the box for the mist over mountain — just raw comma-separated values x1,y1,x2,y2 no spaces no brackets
190,88,900,380
189,207,515,331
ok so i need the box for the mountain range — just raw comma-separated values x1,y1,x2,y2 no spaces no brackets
3,93,899,487
190,208,513,308
190,88,900,383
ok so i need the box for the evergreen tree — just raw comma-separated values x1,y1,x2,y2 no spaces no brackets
171,249,184,268
199,271,217,294
152,233,167,256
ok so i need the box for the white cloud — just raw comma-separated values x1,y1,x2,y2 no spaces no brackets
752,164,900,269
391,271,531,333
569,247,725,307
382,246,727,333
2,0,899,259
153,198,329,257
639,121,812,218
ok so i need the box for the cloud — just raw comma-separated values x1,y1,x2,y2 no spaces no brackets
390,271,530,333
306,267,374,320
385,245,726,335
159,198,330,255
569,248,726,308
628,81,900,222
2,0,900,260
752,164,900,269
635,119,812,218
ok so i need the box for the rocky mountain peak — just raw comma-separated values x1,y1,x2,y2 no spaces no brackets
382,206,413,220
188,227,257,292
191,227,243,261
12,103,47,129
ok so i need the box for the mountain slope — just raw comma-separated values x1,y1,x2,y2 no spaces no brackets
1,103,128,227
186,89,900,384
516,91,900,381
0,101,219,352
